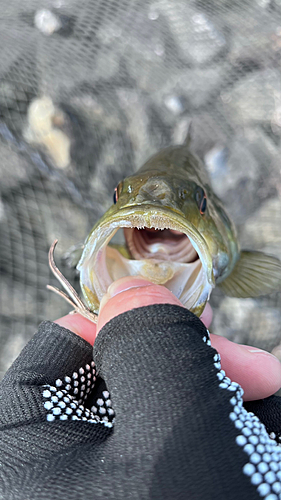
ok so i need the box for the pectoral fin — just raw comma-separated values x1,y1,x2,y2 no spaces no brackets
218,251,281,298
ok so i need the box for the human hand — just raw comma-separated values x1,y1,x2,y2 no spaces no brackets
55,276,281,401
2,276,281,500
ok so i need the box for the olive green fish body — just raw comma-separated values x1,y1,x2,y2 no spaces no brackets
77,143,281,317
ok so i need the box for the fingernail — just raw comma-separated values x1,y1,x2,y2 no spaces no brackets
107,276,154,298
243,345,280,362
99,276,154,312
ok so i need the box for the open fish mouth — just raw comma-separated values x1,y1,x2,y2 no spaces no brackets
124,227,199,262
77,205,215,316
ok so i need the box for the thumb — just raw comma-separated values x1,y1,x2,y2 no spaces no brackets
54,276,212,344
97,276,212,334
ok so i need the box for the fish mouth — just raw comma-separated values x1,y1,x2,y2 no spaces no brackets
124,227,199,263
77,205,215,316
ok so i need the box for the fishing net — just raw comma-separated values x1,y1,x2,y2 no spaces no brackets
1,0,281,379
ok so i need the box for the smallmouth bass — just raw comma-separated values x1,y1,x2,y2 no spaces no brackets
49,138,281,322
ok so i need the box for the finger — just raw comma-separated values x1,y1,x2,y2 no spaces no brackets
200,302,213,328
96,276,281,401
54,276,281,402
53,277,188,344
210,334,281,401
97,276,212,332
97,277,182,333
54,314,97,346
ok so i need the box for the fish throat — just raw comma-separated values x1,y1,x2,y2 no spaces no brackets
124,227,198,262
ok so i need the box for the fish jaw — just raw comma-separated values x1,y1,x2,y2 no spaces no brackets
77,205,215,317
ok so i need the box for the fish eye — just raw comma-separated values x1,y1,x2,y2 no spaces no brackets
113,182,123,204
195,187,207,215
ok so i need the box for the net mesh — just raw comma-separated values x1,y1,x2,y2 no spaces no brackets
1,0,281,378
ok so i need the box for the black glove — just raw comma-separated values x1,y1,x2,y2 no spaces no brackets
1,304,281,500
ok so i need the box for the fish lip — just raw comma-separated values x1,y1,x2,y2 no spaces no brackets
78,204,214,286
77,204,215,315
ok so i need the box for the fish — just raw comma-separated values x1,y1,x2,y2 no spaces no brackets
48,136,281,323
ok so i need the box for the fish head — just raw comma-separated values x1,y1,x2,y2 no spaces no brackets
77,145,239,317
